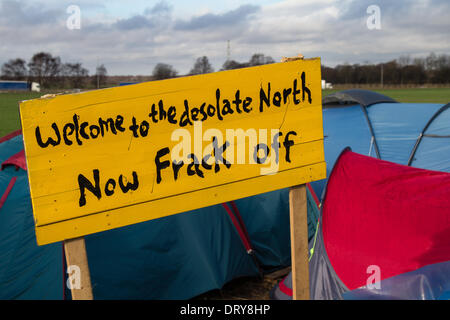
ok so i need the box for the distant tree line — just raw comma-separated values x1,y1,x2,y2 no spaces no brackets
322,53,450,85
221,53,275,71
1,52,107,89
152,53,275,80
1,52,276,89
8,52,446,89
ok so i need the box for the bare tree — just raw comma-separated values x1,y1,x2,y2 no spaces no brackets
425,52,438,71
1,58,28,80
221,60,248,71
152,63,178,80
189,56,214,75
397,55,411,67
63,62,89,88
28,52,62,88
248,53,275,66
222,53,275,71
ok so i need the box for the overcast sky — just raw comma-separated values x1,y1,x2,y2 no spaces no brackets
0,0,449,75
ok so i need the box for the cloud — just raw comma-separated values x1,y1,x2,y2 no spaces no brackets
114,15,155,30
174,4,260,30
144,0,171,16
238,0,450,66
0,0,449,75
0,0,62,26
113,1,172,30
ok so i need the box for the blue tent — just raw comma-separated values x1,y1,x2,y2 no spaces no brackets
3,89,448,300
270,89,450,300
310,89,450,198
0,130,320,300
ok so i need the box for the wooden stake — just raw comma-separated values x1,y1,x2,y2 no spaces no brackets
281,54,310,300
289,184,310,300
64,237,94,300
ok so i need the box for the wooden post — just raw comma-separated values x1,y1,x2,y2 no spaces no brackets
281,54,310,300
289,184,310,300
64,237,94,300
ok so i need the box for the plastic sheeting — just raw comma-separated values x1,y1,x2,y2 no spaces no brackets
343,261,450,300
270,220,348,300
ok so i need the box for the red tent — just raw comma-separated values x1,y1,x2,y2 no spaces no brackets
324,149,450,289
272,149,450,299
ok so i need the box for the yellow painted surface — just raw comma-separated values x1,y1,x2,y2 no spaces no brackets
20,58,326,245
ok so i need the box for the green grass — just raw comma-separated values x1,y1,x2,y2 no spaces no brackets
323,88,450,104
1,88,449,138
375,88,450,103
0,92,43,138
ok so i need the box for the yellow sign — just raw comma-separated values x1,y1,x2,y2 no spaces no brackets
20,58,326,245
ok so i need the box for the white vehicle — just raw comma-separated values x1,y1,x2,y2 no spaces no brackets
322,79,333,89
31,82,41,92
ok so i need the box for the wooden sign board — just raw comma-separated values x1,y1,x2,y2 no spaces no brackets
20,58,325,246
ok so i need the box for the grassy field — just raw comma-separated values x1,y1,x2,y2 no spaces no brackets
323,87,450,104
0,92,43,138
1,87,449,138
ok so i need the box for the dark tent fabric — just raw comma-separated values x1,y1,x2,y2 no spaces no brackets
271,149,450,300
322,89,398,108
0,131,63,299
0,169,63,299
0,130,319,300
84,204,259,299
